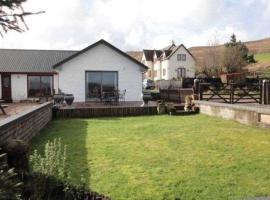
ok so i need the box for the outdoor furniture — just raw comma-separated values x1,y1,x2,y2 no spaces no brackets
118,89,126,102
0,99,8,115
102,91,119,105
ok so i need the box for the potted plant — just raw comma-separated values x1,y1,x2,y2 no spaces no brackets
166,103,176,115
157,100,166,114
64,94,74,106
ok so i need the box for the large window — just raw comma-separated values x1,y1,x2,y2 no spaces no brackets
86,71,118,100
28,76,53,97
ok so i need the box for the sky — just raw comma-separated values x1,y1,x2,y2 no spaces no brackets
0,0,270,51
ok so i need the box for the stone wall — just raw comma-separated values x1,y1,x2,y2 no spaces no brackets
0,102,53,145
194,100,270,127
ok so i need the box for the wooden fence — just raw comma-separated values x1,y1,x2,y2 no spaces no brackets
160,88,193,103
195,79,270,104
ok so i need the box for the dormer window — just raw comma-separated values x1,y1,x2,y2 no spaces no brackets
177,54,186,61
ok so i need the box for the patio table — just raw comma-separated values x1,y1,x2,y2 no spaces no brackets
0,99,7,115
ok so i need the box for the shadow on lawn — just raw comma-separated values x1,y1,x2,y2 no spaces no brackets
31,119,91,187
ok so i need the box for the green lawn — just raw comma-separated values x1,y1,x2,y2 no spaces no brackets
31,115,270,200
255,52,270,63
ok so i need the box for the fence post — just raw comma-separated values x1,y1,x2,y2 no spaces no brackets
262,79,270,105
194,79,200,94
230,80,234,104
198,83,203,100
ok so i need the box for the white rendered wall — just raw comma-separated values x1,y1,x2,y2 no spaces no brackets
56,43,144,102
167,46,196,79
11,74,27,102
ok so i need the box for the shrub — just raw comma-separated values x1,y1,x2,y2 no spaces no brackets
2,139,29,178
29,138,69,180
0,149,22,200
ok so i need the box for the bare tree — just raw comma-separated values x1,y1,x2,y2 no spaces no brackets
198,37,223,77
0,0,44,36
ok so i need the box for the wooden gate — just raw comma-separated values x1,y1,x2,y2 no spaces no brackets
198,82,262,104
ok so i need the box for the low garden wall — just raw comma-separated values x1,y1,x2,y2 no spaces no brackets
0,102,53,145
54,106,157,118
194,101,270,127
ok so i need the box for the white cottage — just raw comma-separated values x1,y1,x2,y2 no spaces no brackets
142,42,196,81
0,39,147,102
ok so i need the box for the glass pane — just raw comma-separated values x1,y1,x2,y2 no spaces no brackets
28,76,40,97
3,77,10,88
102,72,117,93
41,76,53,96
86,72,102,99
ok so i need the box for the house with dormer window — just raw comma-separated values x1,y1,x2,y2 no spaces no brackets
141,42,196,81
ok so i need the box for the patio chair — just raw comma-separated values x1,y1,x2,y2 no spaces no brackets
118,89,126,102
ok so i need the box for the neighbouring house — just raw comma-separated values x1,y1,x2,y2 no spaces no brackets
141,42,196,81
0,39,148,102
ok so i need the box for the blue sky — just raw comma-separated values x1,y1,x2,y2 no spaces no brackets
0,0,270,50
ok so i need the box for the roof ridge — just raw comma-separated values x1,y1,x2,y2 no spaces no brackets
0,48,78,52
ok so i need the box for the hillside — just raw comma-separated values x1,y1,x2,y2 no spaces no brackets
189,37,270,73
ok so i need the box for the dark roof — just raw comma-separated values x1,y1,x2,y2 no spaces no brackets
155,50,163,58
142,49,155,61
164,50,173,57
0,49,77,73
53,39,148,70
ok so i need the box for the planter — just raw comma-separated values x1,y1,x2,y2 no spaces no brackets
64,94,74,106
157,102,166,114
53,94,64,105
142,92,152,104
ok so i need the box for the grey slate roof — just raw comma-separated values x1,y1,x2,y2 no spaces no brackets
0,49,78,73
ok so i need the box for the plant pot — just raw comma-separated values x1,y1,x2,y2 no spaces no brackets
142,92,152,104
53,94,64,105
64,94,74,106
157,103,166,114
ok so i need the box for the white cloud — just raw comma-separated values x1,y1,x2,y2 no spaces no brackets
0,0,269,50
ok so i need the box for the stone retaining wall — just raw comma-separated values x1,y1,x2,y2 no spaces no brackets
0,102,53,145
194,101,270,128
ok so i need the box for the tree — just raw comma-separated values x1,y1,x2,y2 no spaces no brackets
198,38,223,77
223,34,256,73
0,0,44,36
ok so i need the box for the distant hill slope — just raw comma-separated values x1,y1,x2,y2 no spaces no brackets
126,51,143,62
189,37,270,59
189,37,270,72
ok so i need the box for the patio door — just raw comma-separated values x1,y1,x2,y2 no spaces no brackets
1,74,12,102
86,71,118,101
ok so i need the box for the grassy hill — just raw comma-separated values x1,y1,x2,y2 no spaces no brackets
189,37,270,74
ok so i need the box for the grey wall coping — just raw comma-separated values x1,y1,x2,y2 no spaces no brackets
0,102,53,128
194,100,270,115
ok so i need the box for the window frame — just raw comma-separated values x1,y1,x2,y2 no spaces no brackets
85,71,119,101
177,54,187,61
27,75,53,98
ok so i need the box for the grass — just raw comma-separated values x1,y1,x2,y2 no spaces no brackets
254,52,270,63
31,115,270,200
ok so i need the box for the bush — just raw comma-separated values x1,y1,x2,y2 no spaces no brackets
2,139,29,178
29,138,69,180
0,150,22,200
